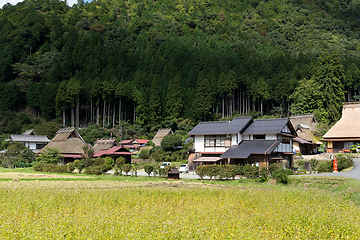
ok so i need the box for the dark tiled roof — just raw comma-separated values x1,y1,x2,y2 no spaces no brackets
188,117,252,135
242,118,290,134
220,140,280,159
5,134,50,143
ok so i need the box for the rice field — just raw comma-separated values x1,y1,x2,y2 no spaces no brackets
1,179,360,239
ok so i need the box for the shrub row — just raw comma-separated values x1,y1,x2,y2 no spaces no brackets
33,163,68,173
196,165,240,180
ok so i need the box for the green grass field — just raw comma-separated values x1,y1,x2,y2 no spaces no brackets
1,171,360,239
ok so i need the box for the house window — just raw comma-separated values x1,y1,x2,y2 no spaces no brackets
204,135,226,147
282,139,290,144
253,134,265,140
36,143,47,149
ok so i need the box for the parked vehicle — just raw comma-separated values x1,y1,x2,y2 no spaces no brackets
179,164,189,173
160,162,171,169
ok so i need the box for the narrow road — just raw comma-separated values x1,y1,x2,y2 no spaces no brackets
310,158,360,181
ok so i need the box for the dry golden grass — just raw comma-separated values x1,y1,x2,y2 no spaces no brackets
0,179,360,239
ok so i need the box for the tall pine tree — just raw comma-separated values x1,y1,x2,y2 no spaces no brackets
193,72,212,121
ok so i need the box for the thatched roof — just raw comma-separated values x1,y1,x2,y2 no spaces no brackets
323,103,360,140
22,129,36,135
152,128,173,146
296,127,322,145
92,139,117,153
290,114,317,132
40,128,87,155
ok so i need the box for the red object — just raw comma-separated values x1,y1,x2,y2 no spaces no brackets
333,158,338,172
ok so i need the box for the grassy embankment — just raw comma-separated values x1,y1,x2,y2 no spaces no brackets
1,169,360,239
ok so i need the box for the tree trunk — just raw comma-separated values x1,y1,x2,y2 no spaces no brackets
260,99,263,115
63,108,66,127
112,103,115,129
133,105,136,124
91,99,93,124
96,98,99,125
76,96,79,128
103,100,106,127
119,98,122,126
71,106,74,128
107,101,110,126
222,94,225,118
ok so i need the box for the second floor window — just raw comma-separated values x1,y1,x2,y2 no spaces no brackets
204,135,225,147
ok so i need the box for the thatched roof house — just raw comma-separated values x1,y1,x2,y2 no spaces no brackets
93,146,135,164
92,139,117,153
152,128,173,146
40,128,87,158
290,114,317,132
292,123,322,155
322,103,360,153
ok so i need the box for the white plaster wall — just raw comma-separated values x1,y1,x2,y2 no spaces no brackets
238,133,242,144
231,134,237,146
265,134,277,140
28,142,37,150
194,135,204,152
282,125,290,133
204,147,215,152
242,134,250,140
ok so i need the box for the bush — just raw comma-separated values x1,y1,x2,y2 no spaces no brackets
33,162,45,172
144,165,154,176
122,164,132,176
282,169,293,175
259,167,269,182
138,148,151,159
196,165,206,180
86,166,102,175
115,157,125,167
317,161,332,172
336,153,354,171
235,165,245,176
218,165,236,180
243,165,259,179
67,162,76,173
309,158,319,171
161,134,183,151
268,163,281,175
274,171,289,184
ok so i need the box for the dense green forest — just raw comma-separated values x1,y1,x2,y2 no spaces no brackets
1,0,360,134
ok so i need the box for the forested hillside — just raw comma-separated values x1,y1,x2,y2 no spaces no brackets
1,0,360,133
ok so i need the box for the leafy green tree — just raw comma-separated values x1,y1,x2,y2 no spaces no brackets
290,78,326,122
193,72,212,121
312,52,345,122
149,78,162,124
161,134,183,152
37,147,63,164
165,75,183,119
252,77,270,114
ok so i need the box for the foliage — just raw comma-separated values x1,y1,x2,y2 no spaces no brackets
144,165,154,177
1,142,35,168
33,163,67,173
67,162,76,173
317,161,333,173
268,163,282,175
309,159,319,171
36,147,63,164
122,164,132,176
115,157,125,167
274,171,290,184
85,166,102,175
259,166,269,182
161,134,183,151
336,153,354,172
243,165,259,179
138,148,151,160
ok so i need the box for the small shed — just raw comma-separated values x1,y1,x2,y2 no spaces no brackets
167,168,180,180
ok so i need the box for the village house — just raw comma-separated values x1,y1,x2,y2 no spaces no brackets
119,139,149,151
40,128,88,162
292,122,322,155
4,129,50,153
188,117,296,169
93,146,135,164
92,139,117,153
322,103,360,153
152,128,173,146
